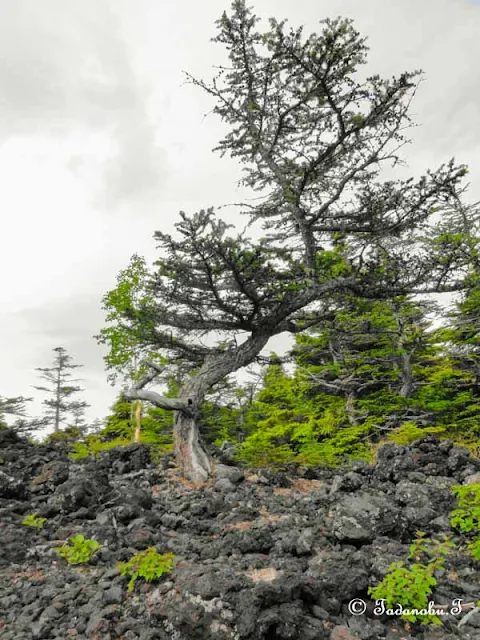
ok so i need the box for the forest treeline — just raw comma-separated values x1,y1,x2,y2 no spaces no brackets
1,281,480,469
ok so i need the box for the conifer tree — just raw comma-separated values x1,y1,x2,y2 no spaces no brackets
446,267,480,388
97,1,477,481
67,399,90,432
294,297,400,426
428,256,480,444
0,395,32,430
33,347,88,434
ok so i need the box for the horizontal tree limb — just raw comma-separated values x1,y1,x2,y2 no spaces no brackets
122,388,192,414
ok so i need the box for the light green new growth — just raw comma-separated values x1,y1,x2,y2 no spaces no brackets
369,483,480,627
368,531,455,626
69,434,131,460
118,547,175,592
22,513,47,530
55,534,102,565
450,483,480,560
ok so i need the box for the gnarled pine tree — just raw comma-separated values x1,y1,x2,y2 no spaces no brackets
97,0,477,481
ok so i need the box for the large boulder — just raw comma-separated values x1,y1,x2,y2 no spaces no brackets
328,491,401,542
0,469,26,499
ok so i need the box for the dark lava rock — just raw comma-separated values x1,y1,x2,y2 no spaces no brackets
0,427,479,639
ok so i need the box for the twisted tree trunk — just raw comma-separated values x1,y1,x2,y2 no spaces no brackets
125,331,271,481
173,408,211,482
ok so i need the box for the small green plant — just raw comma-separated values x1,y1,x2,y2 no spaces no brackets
22,513,46,530
450,483,480,561
368,531,455,625
55,535,102,565
69,434,131,460
467,537,480,560
118,547,175,592
450,484,480,533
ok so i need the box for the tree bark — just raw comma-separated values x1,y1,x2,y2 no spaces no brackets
173,408,212,482
399,352,413,398
345,390,358,426
55,366,61,433
133,400,142,444
172,331,271,480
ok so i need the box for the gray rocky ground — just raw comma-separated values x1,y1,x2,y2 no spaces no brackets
0,427,479,639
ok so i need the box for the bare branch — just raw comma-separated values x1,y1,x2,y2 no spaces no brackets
122,388,191,414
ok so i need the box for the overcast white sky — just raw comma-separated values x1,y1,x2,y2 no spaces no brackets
1,0,479,434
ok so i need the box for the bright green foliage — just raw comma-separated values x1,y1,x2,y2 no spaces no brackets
234,287,480,467
450,484,480,533
467,537,480,560
94,254,163,386
368,532,455,625
447,271,480,367
427,265,480,444
136,406,174,453
450,484,480,561
412,355,475,423
235,359,374,467
118,547,175,592
236,433,294,467
200,377,258,446
55,535,102,565
369,484,480,627
235,360,323,466
237,296,445,466
69,434,131,460
234,360,301,466
314,248,352,281
69,394,174,460
294,296,426,428
101,396,173,447
387,422,445,445
22,513,46,530
299,420,374,465
96,398,133,442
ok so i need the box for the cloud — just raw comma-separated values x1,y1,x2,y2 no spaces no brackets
0,0,167,208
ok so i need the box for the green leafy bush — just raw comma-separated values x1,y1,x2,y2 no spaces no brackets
368,531,455,625
55,535,102,565
450,484,480,533
118,547,175,592
450,483,480,561
22,513,46,530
